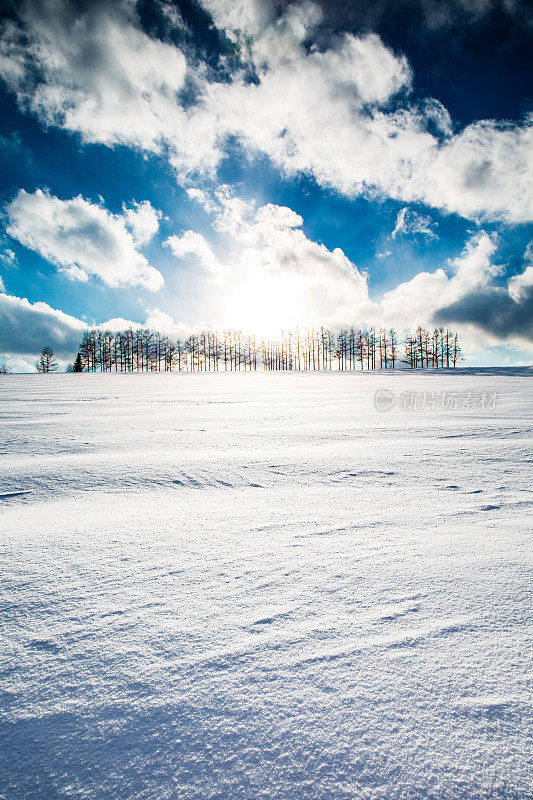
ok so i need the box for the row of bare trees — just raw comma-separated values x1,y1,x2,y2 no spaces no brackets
404,326,461,369
76,326,461,372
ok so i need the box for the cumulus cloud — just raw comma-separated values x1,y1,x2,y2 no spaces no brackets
6,189,163,290
0,292,86,357
166,189,374,332
208,45,531,222
436,240,533,343
436,285,533,342
1,0,531,223
0,291,156,364
1,204,530,369
0,0,220,175
508,242,533,301
169,191,532,345
122,201,162,246
185,188,217,212
377,232,533,345
144,307,194,339
0,0,187,152
198,0,274,38
157,185,530,347
255,204,304,229
380,232,499,330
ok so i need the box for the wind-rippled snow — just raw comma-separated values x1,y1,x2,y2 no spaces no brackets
0,369,531,800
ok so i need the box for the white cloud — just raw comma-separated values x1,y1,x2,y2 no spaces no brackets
0,291,159,364
144,307,194,339
0,248,17,268
255,204,304,229
508,241,533,302
381,232,498,329
169,192,532,346
6,189,164,290
1,214,531,369
211,187,255,235
166,230,225,278
197,3,531,223
0,0,187,153
198,0,274,38
1,0,531,223
166,192,373,333
122,201,162,245
185,188,217,212
0,0,220,176
391,207,438,239
420,98,453,136
379,232,533,346
97,317,145,332
208,45,531,222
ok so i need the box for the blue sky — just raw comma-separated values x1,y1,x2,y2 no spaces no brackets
0,0,531,369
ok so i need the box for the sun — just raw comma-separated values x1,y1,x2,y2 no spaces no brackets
222,271,314,337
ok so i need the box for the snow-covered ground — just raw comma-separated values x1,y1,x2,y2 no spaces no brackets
0,369,531,800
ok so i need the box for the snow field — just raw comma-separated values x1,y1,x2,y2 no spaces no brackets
0,369,531,799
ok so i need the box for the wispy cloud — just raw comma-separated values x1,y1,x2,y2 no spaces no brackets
391,207,438,240
0,247,17,269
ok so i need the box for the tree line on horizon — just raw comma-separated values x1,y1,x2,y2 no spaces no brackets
54,325,463,373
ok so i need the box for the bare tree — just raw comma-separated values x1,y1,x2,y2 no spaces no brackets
389,329,397,368
451,333,462,367
36,346,59,373
72,326,460,373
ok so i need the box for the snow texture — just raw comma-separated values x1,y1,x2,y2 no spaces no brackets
0,369,531,800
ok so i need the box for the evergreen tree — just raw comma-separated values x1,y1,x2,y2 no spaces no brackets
72,352,84,372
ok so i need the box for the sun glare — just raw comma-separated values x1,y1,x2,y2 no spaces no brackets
224,272,312,337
